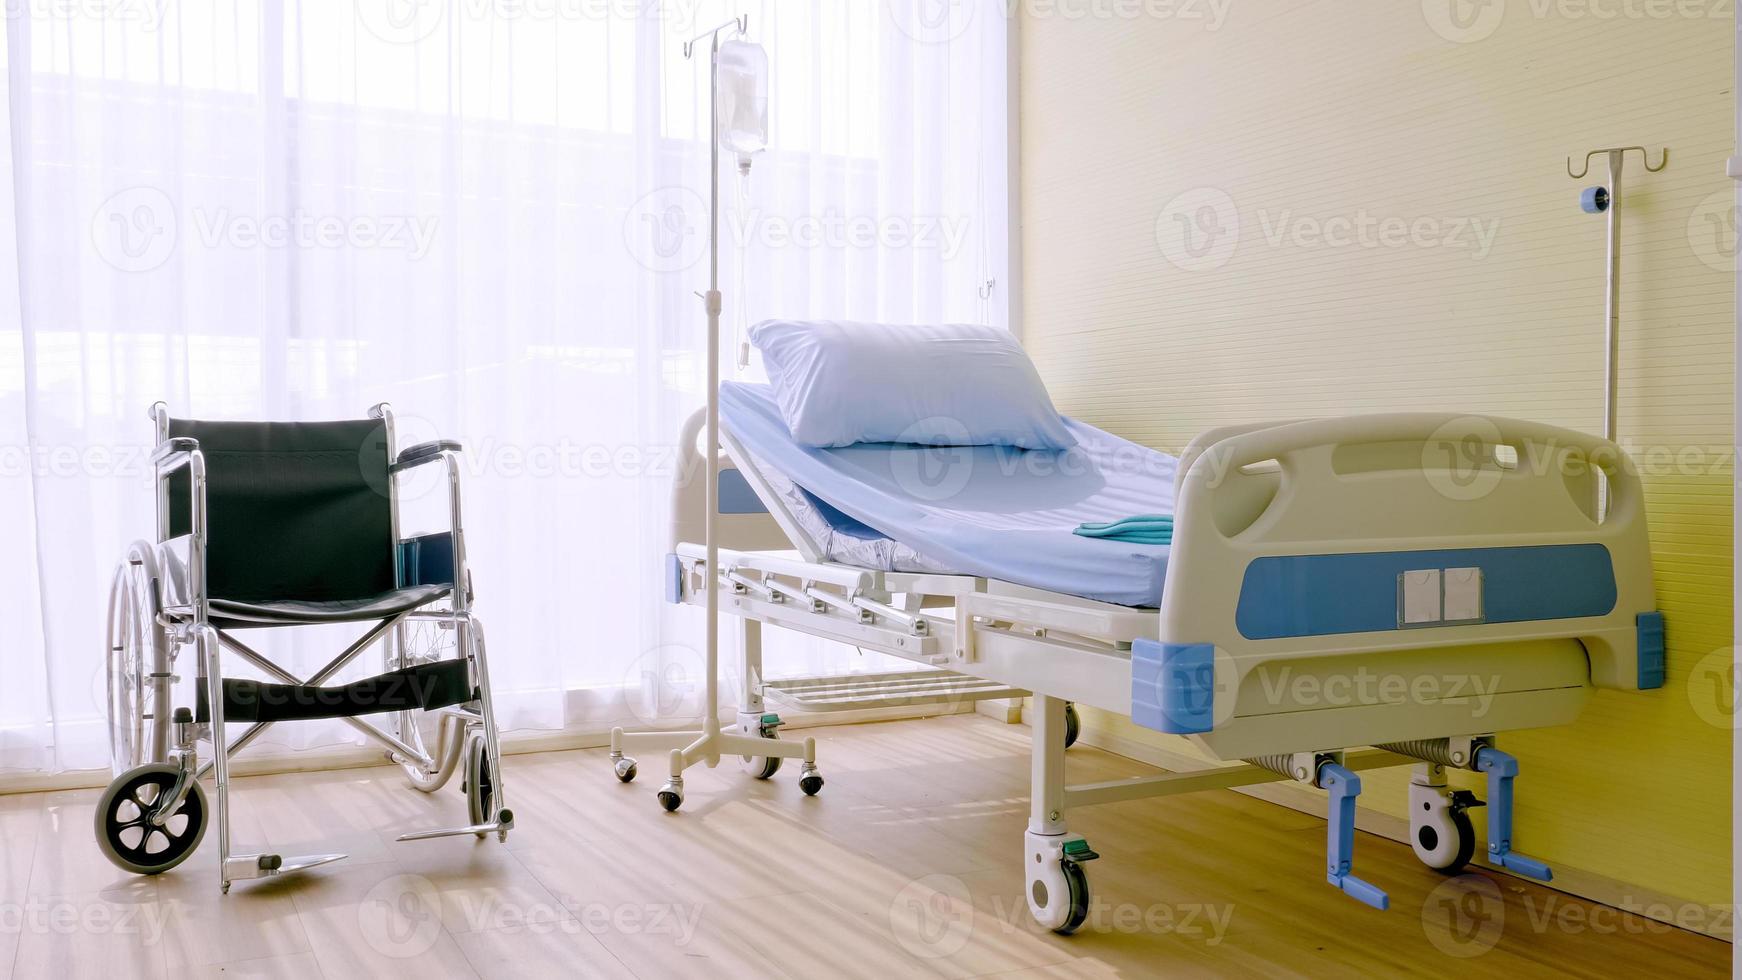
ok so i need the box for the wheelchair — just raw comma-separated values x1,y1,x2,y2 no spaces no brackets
96,402,512,893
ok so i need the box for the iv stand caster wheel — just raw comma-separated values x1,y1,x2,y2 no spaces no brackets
94,763,208,876
1063,703,1080,750
611,752,638,783
739,714,783,780
657,779,684,812
798,762,824,796
1410,781,1480,875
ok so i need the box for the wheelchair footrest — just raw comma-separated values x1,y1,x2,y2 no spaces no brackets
198,659,473,724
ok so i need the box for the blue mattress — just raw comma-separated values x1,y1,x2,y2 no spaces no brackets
720,382,1177,607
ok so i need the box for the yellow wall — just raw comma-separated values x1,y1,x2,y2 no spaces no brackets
1019,1,1732,905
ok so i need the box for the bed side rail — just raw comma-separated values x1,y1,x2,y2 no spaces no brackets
1152,413,1658,704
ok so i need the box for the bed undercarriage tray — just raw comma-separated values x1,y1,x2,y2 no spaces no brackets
762,669,1026,711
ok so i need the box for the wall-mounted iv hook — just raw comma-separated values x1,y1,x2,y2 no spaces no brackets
1567,146,1669,179
1563,142,1667,452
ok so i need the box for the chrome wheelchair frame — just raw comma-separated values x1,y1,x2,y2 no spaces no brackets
96,402,512,893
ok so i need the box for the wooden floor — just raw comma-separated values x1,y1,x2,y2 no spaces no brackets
0,714,1727,979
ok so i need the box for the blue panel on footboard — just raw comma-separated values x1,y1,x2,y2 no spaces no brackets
1234,544,1616,641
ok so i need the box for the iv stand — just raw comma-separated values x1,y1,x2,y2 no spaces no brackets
1568,145,1668,443
610,17,820,812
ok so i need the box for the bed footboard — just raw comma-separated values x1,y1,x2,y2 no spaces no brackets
1139,413,1661,760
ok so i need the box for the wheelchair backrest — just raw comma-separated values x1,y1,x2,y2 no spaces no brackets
165,418,396,602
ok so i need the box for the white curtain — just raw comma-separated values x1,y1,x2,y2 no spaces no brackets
0,0,1008,775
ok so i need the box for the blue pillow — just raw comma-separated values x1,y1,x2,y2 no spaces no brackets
750,320,1076,450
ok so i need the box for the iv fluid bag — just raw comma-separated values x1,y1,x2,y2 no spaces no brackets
717,40,769,157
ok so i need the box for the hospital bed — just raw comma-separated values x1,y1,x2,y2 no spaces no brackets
633,381,1663,933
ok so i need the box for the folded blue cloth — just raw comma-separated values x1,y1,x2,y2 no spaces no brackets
1074,514,1173,545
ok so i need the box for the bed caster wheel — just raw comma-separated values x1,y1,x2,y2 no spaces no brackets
1056,861,1091,934
1025,831,1096,935
657,781,684,812
1410,781,1480,875
798,763,824,796
95,763,208,876
612,754,638,783
1029,860,1092,935
739,714,783,779
1063,703,1080,750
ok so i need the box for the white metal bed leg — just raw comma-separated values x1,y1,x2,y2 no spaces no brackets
1030,696,1067,836
739,618,764,718
1024,694,1097,934
733,617,788,779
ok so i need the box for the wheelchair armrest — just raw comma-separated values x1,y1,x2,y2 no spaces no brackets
152,437,201,469
393,439,464,472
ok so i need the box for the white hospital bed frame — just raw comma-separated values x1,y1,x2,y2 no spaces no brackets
631,408,1663,932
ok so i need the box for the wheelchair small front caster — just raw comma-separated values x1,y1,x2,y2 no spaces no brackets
657,780,684,812
95,763,208,876
798,762,824,796
613,755,638,783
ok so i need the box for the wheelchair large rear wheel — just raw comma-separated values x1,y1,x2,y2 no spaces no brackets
106,548,171,778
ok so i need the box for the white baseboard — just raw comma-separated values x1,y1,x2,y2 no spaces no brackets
1077,724,1733,943
976,696,1025,724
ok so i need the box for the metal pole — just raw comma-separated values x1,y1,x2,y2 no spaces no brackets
703,28,723,743
1603,149,1623,444
682,15,745,749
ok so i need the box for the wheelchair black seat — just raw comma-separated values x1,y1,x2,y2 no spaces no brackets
166,417,400,605
208,582,451,629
